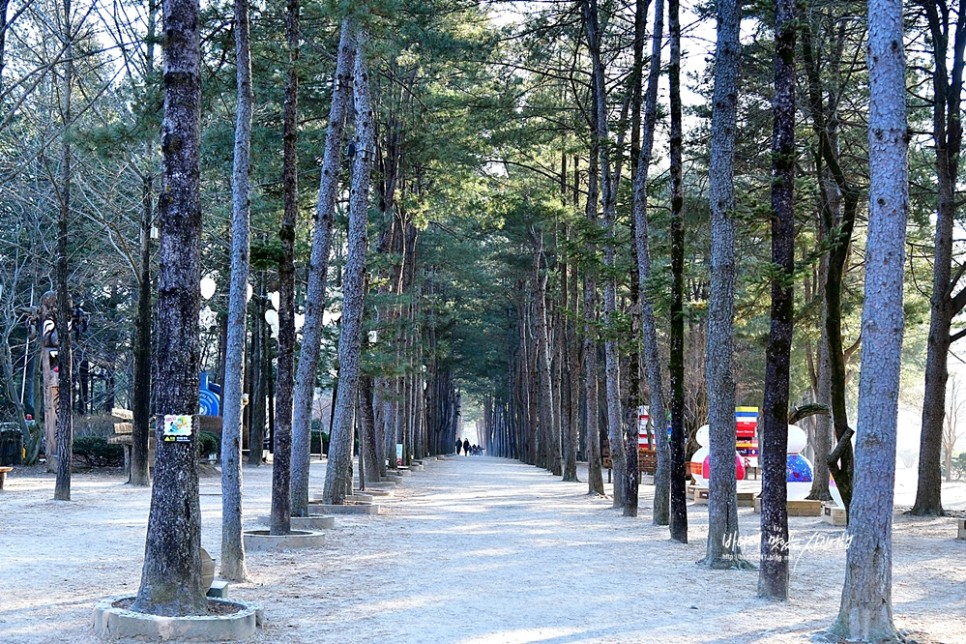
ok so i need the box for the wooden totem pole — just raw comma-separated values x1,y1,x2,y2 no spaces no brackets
39,291,61,473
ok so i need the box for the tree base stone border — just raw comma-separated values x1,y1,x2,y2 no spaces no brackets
358,487,393,497
257,514,335,530
243,529,326,551
293,515,336,530
92,596,260,641
308,501,381,515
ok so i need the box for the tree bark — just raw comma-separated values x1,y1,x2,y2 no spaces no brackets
269,0,300,537
563,234,580,481
323,29,374,505
247,276,266,466
359,375,380,483
219,0,253,578
912,0,965,517
700,0,749,569
667,0,688,544
801,12,858,516
807,248,833,501
533,233,560,475
758,0,796,601
131,175,153,487
131,0,205,614
583,147,603,495
53,0,74,501
291,20,355,516
630,0,667,525
583,0,626,508
831,0,907,636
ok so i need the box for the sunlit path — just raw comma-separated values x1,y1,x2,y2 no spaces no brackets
1,456,963,643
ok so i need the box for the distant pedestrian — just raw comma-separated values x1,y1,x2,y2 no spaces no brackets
463,438,470,456
455,438,462,455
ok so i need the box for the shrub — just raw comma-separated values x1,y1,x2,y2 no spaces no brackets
198,431,220,458
73,435,124,467
953,453,966,480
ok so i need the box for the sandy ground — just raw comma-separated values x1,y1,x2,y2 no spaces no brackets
0,456,964,644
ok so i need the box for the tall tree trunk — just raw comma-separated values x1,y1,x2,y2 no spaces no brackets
831,0,907,636
701,0,749,569
758,0,796,601
131,0,205,614
584,231,603,492
630,0,667,525
552,262,565,474
219,0,253,579
359,375,380,483
323,30,374,504
53,0,74,502
291,21,355,516
247,276,266,466
807,250,833,501
270,0,300,536
583,0,625,507
912,0,965,517
562,234,580,482
801,12,857,516
667,0,688,544
131,174,153,487
525,298,540,466
533,233,560,475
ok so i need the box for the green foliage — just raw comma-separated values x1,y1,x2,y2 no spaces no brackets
943,452,966,480
72,436,124,468
198,431,220,457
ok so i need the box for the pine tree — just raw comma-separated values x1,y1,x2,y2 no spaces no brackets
701,0,750,570
219,0,253,580
130,0,206,616
758,0,797,601
831,0,908,637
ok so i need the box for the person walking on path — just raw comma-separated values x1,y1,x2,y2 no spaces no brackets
455,438,462,455
463,438,471,456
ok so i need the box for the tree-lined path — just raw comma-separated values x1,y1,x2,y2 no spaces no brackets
1,457,963,643
3,0,966,640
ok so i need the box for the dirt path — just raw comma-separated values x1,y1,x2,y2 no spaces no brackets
0,457,963,643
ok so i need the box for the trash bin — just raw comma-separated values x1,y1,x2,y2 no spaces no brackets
0,427,23,466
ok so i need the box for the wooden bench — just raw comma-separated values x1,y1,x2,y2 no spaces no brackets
106,410,155,475
0,466,12,490
696,490,754,507
753,497,823,517
601,448,656,483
